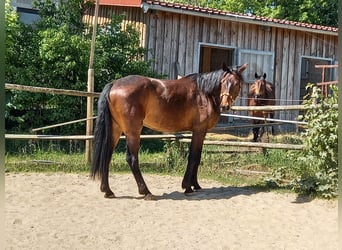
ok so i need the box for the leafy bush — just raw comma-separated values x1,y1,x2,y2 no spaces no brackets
294,84,338,198
265,84,338,198
94,14,162,91
5,0,161,153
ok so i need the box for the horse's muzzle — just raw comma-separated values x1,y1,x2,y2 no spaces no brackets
220,105,230,112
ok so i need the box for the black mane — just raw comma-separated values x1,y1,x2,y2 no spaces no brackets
186,69,226,96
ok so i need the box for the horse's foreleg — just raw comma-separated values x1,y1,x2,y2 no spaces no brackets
125,134,153,199
259,126,265,141
182,131,206,194
252,127,259,142
270,112,275,135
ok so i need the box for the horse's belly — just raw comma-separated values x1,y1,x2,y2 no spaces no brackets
143,113,193,132
143,95,219,132
143,110,219,133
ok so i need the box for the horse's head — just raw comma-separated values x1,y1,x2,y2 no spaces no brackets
252,72,267,100
220,63,247,112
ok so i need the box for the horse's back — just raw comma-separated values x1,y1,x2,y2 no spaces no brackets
107,74,212,132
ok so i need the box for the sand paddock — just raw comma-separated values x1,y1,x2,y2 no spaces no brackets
5,173,337,249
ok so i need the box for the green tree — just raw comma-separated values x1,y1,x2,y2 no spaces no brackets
5,0,158,152
170,0,337,27
5,0,90,136
94,14,161,91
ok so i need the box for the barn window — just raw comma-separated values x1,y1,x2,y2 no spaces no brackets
198,43,236,73
238,49,274,84
299,56,335,101
17,7,39,24
14,0,40,24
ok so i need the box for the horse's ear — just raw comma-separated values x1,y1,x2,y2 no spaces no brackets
255,72,259,79
222,62,231,73
238,63,248,73
263,73,267,79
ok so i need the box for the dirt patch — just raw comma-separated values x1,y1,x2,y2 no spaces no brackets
5,173,337,250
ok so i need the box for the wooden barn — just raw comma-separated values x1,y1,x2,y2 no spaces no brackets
83,0,338,127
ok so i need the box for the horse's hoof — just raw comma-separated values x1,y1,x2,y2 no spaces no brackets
184,191,196,196
184,187,194,196
104,192,116,199
144,193,156,201
193,184,202,191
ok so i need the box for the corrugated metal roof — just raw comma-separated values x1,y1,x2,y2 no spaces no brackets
142,0,338,35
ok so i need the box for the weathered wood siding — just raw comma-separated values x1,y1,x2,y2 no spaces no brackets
84,6,337,124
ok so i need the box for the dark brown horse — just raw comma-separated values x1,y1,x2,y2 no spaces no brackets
91,63,247,199
248,73,276,142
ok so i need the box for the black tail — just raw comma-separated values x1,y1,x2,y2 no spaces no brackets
91,82,114,180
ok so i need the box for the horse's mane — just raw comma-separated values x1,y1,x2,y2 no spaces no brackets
184,69,226,96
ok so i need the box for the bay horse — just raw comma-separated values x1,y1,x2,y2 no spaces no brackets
91,63,247,199
247,73,276,142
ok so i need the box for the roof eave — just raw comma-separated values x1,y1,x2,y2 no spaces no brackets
141,2,338,37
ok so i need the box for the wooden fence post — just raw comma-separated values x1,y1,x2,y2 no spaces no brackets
85,69,94,165
85,0,100,165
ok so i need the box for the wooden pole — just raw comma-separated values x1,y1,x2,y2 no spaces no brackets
5,133,193,140
230,104,338,111
85,0,100,165
5,83,100,97
178,139,304,150
221,113,308,125
31,116,98,132
4,134,303,150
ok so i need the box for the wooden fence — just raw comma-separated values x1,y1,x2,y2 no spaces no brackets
6,82,338,152
314,64,338,97
4,133,304,150
5,83,100,97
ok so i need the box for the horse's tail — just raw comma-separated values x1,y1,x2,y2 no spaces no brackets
91,82,114,180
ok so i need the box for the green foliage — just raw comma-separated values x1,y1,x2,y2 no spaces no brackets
94,14,161,91
170,0,337,27
5,0,90,138
295,84,338,198
5,0,20,56
33,0,92,34
163,141,188,173
265,84,338,198
5,0,160,152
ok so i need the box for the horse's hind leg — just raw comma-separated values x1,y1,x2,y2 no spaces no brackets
101,122,122,198
125,132,153,199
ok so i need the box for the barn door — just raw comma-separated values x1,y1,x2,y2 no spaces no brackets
300,56,335,101
238,49,274,83
237,49,275,107
198,43,236,73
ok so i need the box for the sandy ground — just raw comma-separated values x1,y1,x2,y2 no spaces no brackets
5,173,338,250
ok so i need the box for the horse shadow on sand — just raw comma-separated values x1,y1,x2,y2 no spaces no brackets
156,186,314,203
112,186,260,201
157,186,260,201
114,185,314,203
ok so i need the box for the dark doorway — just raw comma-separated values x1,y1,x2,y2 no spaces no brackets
300,57,333,102
199,45,234,73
